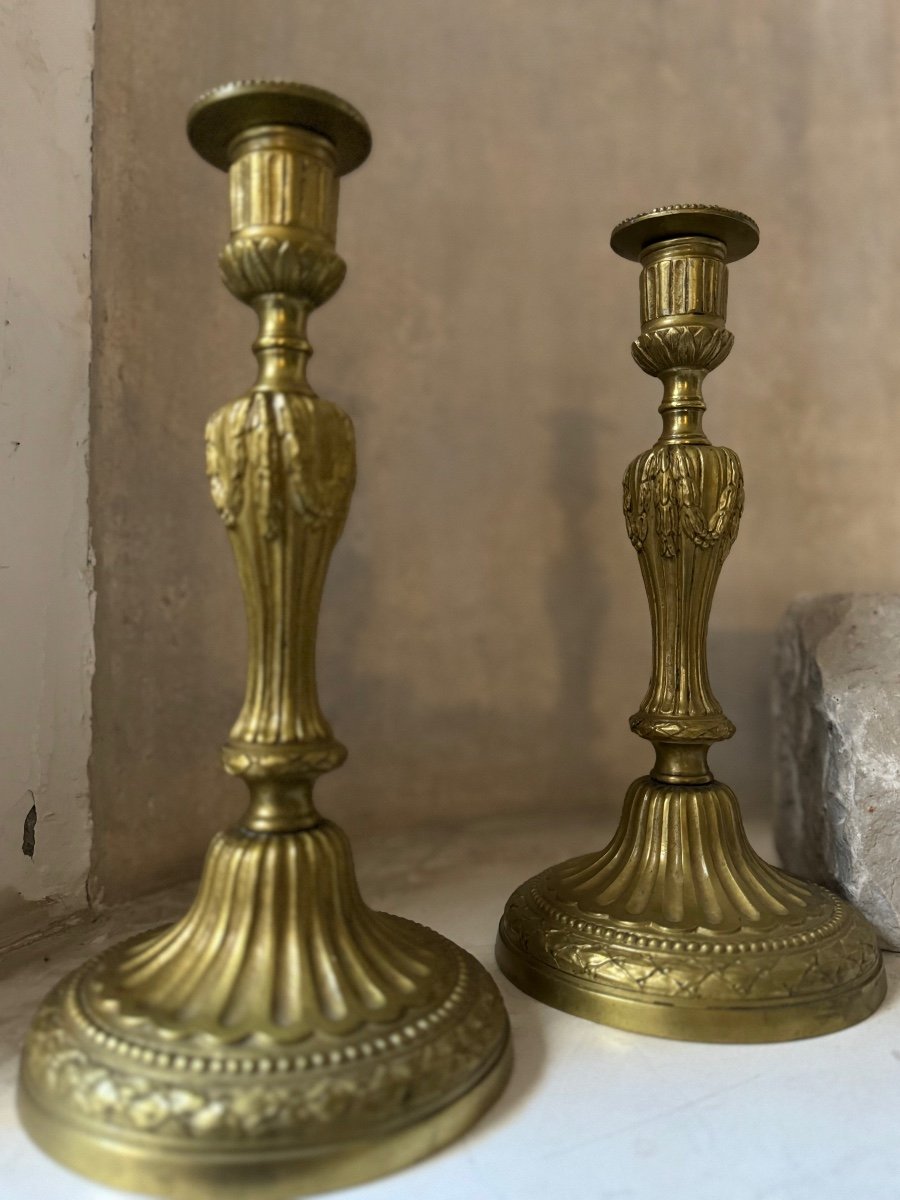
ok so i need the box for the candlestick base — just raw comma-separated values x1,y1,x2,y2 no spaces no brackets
497,778,885,1042
19,821,511,1198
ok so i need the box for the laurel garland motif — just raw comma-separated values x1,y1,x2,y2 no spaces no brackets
623,444,743,559
221,739,347,779
501,885,880,1006
627,712,736,742
22,954,507,1146
206,391,355,538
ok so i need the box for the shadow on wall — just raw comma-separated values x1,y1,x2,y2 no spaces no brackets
708,627,775,823
544,407,608,797
316,401,617,831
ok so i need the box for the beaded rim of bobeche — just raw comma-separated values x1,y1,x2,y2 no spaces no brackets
187,80,372,174
610,204,759,262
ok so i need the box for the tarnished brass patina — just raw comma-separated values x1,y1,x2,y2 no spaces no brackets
19,82,510,1197
497,205,886,1042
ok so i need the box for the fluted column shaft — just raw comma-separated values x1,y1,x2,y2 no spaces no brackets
205,125,355,831
624,235,742,785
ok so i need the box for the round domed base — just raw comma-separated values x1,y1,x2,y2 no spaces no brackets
497,779,885,1043
19,917,510,1198
501,902,888,1041
498,865,884,1043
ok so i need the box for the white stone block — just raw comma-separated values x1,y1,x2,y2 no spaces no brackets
774,594,900,949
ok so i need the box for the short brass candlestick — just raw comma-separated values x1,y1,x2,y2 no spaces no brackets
497,205,885,1042
19,82,510,1197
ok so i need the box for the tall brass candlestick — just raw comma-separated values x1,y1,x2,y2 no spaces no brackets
497,205,886,1042
19,82,510,1197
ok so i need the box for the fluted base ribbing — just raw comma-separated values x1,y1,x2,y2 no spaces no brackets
497,778,884,1042
19,821,510,1198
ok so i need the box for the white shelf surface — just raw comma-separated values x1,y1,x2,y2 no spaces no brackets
2,811,898,1200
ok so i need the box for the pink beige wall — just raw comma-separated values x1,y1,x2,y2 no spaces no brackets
0,0,93,945
90,0,900,901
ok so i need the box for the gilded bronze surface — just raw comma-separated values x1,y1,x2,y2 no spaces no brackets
497,205,886,1042
18,82,510,1197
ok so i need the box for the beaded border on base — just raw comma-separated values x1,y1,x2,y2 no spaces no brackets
74,925,473,1074
500,873,880,1009
20,923,509,1148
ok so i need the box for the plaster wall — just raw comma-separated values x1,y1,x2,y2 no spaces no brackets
90,0,900,901
0,1,94,942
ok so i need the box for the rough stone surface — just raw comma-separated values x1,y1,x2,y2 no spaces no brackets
774,594,900,949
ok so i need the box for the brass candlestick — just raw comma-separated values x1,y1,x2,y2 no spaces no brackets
19,82,510,1197
497,205,886,1042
